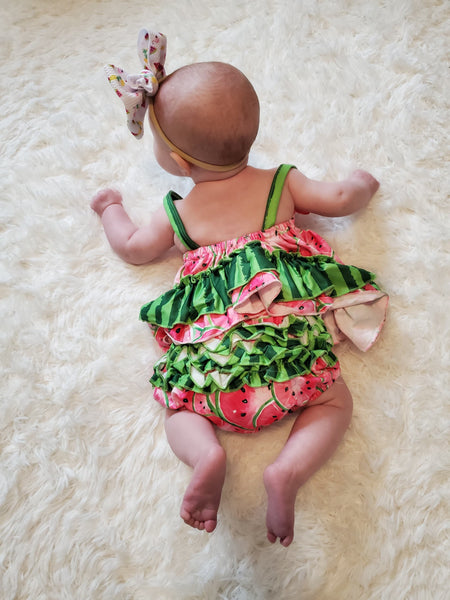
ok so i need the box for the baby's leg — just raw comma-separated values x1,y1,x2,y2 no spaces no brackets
263,377,353,547
164,409,226,533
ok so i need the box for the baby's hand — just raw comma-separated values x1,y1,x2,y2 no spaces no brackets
349,170,380,199
91,189,123,216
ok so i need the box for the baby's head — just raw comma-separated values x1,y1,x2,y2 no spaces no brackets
149,62,260,174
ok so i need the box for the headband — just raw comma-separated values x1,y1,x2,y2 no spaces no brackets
104,28,248,172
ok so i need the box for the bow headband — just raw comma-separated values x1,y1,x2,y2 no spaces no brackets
104,29,248,172
104,29,166,139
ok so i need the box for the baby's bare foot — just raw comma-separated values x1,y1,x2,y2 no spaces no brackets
263,462,301,547
180,445,226,533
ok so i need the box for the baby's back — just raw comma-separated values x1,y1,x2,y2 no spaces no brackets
175,166,295,248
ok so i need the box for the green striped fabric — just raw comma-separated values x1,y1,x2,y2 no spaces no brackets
140,240,377,327
150,315,337,394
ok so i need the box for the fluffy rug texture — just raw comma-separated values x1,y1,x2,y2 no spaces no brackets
2,1,449,598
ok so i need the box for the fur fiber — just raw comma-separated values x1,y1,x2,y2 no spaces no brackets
1,1,448,598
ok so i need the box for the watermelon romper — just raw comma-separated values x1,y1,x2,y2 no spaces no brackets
140,165,388,433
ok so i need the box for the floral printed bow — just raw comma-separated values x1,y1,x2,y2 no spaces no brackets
104,29,167,139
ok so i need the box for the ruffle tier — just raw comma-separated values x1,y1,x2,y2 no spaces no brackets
140,240,378,330
150,314,338,395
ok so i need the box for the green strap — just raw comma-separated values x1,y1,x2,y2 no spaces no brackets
163,191,199,250
164,164,296,249
262,164,297,230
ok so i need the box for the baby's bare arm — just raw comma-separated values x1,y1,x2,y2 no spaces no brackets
288,169,380,217
91,189,174,265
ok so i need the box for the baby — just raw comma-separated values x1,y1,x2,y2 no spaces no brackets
91,30,388,547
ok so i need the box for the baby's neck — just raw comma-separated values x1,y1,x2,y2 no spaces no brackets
189,162,249,184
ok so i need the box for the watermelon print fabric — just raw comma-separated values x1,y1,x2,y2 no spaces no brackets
140,165,387,433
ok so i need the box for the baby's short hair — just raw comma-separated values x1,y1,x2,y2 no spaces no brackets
153,62,260,166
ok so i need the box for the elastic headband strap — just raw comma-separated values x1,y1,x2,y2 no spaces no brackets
148,101,248,173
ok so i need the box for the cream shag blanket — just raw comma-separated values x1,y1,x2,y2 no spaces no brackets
1,1,449,598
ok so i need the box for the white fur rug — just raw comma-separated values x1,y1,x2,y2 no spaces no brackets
2,1,449,598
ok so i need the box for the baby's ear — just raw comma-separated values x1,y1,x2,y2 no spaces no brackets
169,152,192,176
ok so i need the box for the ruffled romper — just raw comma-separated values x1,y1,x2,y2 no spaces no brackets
140,165,388,433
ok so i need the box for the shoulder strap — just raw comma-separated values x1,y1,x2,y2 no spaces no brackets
163,191,199,250
262,164,297,230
